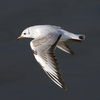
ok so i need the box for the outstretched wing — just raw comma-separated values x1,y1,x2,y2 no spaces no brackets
30,34,66,89
57,41,74,55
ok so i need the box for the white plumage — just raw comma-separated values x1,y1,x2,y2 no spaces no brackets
18,25,85,90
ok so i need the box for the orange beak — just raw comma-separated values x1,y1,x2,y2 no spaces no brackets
17,36,23,40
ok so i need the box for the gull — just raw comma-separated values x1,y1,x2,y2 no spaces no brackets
17,25,85,90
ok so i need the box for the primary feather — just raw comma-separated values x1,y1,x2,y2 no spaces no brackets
30,34,66,89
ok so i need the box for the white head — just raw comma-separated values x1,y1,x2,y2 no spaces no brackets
17,28,33,39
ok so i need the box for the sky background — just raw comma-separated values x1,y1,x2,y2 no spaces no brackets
0,0,100,100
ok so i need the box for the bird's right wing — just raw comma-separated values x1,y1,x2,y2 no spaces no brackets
30,34,66,89
57,41,74,55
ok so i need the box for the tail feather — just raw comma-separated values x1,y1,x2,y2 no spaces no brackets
69,39,82,42
60,29,85,41
69,34,85,42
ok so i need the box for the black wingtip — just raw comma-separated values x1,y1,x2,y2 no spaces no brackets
60,80,68,91
70,50,75,55
61,85,68,91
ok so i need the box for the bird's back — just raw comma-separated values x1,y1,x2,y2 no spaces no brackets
28,25,62,38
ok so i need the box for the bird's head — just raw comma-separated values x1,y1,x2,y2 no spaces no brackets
17,28,33,39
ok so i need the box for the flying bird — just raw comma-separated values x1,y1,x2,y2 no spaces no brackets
17,25,85,90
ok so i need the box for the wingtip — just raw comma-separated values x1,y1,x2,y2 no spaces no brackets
59,81,67,90
61,85,68,91
70,50,75,55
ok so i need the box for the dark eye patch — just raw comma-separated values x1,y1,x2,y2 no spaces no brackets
24,33,26,35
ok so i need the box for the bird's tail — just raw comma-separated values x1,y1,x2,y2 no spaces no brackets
69,34,85,42
60,29,85,42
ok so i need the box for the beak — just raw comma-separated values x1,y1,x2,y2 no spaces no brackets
17,36,23,40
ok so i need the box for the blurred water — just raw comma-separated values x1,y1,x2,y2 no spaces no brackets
0,0,100,100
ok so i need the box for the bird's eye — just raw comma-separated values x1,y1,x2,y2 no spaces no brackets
24,33,26,35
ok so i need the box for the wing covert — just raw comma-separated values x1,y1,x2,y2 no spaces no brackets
30,34,66,89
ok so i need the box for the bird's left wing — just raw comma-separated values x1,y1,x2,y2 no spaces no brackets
30,34,66,89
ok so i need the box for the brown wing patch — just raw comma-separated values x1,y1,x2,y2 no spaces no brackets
33,34,52,47
40,35,62,64
42,35,66,89
31,34,67,89
57,41,74,55
32,50,37,55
